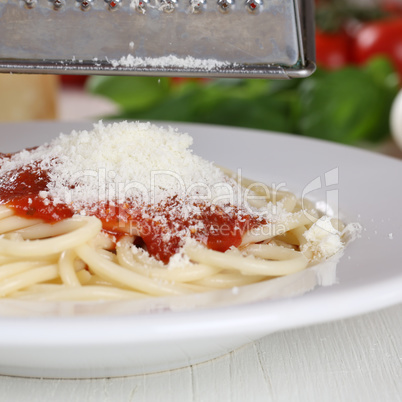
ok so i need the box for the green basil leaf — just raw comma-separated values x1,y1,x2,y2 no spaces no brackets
297,62,398,144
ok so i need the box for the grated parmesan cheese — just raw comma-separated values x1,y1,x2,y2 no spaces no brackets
0,121,240,208
302,217,362,261
302,216,343,260
109,54,230,70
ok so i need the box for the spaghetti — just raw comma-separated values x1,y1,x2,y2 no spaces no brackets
0,121,354,301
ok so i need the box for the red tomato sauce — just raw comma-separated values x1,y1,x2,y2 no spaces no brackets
0,160,263,263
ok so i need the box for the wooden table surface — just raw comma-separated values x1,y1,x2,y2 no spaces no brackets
1,303,401,401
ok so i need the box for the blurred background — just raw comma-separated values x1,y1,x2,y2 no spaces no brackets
1,0,402,156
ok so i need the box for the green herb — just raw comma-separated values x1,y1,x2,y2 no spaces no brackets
298,57,399,143
87,56,398,145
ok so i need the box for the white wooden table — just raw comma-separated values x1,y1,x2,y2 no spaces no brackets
0,303,401,401
1,89,401,401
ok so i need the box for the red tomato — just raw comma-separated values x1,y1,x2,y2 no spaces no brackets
353,17,402,80
382,0,402,15
315,28,353,70
60,75,88,87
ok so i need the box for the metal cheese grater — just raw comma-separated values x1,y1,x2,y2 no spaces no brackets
0,0,315,79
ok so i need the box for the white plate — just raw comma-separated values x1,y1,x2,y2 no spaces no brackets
1,121,401,379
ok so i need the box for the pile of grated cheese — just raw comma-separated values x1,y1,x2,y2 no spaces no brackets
0,121,241,208
302,216,362,261
302,216,343,260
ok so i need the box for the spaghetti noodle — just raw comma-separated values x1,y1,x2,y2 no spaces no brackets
0,121,355,301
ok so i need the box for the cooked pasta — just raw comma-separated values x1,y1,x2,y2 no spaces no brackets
0,121,354,301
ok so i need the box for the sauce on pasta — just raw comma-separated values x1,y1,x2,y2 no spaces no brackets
0,159,263,263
